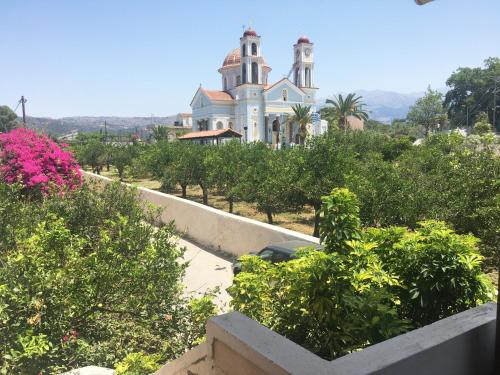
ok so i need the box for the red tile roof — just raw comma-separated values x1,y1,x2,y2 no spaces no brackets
178,128,242,140
202,89,234,101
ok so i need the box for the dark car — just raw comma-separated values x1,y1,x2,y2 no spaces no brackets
232,240,323,275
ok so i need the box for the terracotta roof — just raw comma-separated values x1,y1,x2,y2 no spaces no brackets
220,47,270,71
201,89,234,101
243,28,258,37
178,128,242,140
297,36,311,44
222,48,241,67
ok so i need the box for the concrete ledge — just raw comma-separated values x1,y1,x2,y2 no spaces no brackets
330,302,496,375
82,171,319,257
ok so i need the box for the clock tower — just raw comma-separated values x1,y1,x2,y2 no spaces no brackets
293,36,314,89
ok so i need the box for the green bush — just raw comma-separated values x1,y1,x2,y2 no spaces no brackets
115,352,162,375
0,182,217,374
228,188,493,360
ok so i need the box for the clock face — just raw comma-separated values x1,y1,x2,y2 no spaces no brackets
305,48,311,57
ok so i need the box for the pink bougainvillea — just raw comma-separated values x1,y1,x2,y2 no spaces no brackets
0,128,82,194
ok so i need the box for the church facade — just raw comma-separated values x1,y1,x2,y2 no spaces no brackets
190,28,321,145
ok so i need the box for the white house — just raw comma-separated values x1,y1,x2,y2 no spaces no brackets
190,28,323,145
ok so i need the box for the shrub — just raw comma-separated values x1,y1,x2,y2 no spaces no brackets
114,352,162,375
0,128,81,195
0,182,217,374
228,188,494,360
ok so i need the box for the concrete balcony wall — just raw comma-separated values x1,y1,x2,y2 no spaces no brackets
156,303,496,375
82,171,319,256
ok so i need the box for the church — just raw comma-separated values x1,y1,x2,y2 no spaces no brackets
190,28,324,145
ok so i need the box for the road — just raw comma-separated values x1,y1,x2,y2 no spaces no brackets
178,238,234,312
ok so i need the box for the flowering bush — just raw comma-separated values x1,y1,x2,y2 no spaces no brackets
0,128,81,194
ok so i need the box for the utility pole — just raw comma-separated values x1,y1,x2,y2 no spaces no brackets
19,96,27,126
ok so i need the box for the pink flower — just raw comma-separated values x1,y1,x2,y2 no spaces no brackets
62,335,69,342
0,129,82,195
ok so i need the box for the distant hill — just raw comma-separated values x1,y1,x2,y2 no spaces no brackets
24,115,178,135
318,89,442,124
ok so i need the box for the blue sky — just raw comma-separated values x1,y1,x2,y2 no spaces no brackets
1,0,499,118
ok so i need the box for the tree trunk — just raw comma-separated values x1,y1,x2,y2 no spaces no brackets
106,163,110,172
266,210,273,224
313,202,321,238
228,198,234,213
200,184,208,205
181,185,187,198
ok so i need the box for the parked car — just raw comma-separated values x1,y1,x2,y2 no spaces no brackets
232,240,323,275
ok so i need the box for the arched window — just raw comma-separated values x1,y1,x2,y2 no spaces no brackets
251,43,257,56
242,63,247,84
251,62,258,84
228,121,233,129
305,67,311,88
282,89,288,101
242,44,246,57
294,68,299,86
236,75,241,86
216,121,223,130
224,77,227,91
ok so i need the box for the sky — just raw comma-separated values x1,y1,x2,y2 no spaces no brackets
1,0,499,118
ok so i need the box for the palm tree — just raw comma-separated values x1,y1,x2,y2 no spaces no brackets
325,93,368,130
291,104,312,145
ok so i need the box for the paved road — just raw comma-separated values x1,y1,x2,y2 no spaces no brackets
178,238,234,312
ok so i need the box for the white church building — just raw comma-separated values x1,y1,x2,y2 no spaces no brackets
190,28,324,145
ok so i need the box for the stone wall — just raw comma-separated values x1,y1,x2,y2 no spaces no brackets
82,171,319,257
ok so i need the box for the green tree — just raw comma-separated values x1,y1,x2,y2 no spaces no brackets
444,57,500,131
323,93,369,130
290,104,312,145
407,86,447,136
0,106,19,133
472,112,493,135
111,144,135,180
206,141,247,213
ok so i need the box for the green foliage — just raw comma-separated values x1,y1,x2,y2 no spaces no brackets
407,86,447,136
0,182,215,373
228,188,493,360
320,188,361,254
323,93,369,130
290,104,312,144
115,352,162,375
472,112,493,135
444,57,500,131
0,106,19,133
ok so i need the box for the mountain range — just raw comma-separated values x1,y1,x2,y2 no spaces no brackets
22,89,441,134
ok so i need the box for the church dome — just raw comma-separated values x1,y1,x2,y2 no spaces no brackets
243,28,258,37
297,36,311,44
222,48,241,67
221,48,270,70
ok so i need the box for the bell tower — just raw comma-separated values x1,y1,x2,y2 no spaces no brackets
240,28,263,84
293,36,314,89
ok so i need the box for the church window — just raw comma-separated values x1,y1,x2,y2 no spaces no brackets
228,121,233,129
305,67,311,88
294,68,299,86
242,44,246,57
251,62,258,84
282,89,288,101
236,75,241,86
216,121,223,130
251,43,257,56
242,63,247,84
224,77,227,91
